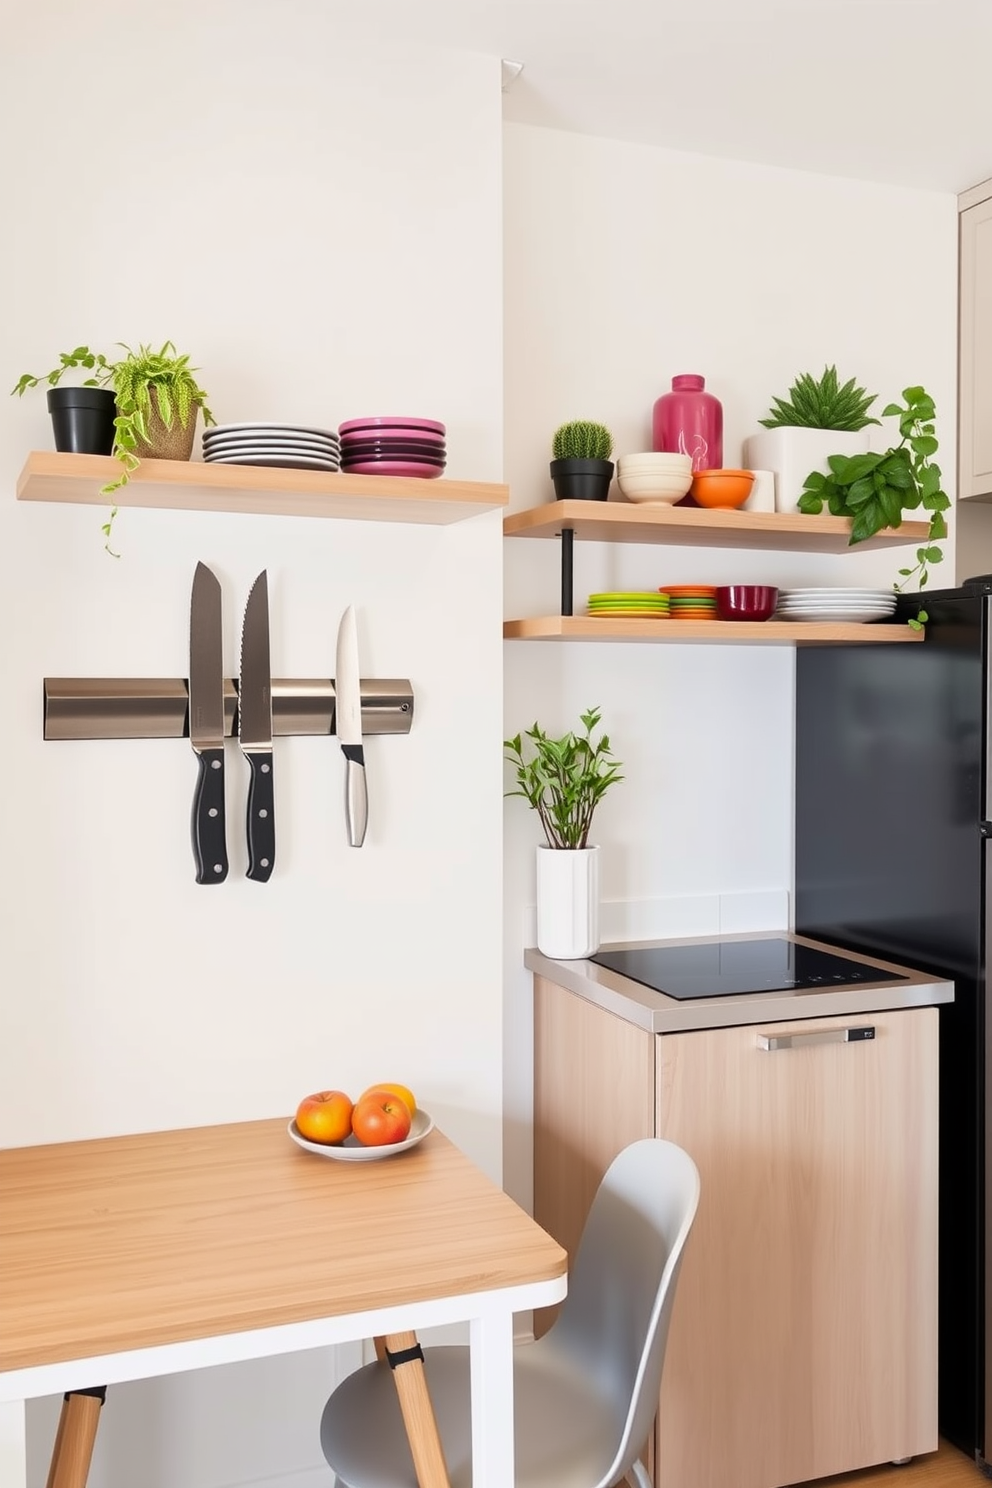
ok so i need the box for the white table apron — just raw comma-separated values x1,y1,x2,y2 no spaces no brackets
0,1274,566,1488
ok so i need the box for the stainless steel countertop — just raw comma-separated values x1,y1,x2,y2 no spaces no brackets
525,930,955,1034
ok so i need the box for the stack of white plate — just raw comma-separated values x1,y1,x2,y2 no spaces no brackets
776,588,898,623
202,422,341,471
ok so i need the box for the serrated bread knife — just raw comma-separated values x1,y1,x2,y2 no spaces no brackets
335,604,368,847
239,570,276,882
189,561,229,884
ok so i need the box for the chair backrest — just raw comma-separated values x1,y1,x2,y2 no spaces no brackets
542,1137,700,1488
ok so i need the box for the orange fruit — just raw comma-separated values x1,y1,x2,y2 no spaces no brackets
295,1090,354,1145
360,1082,417,1117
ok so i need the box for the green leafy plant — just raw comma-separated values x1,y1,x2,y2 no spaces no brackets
759,365,880,431
797,384,950,629
552,420,614,461
504,706,623,849
12,341,214,555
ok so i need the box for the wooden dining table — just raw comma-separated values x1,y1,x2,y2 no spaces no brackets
0,1117,568,1488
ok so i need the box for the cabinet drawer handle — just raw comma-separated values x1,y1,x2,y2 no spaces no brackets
757,1025,876,1051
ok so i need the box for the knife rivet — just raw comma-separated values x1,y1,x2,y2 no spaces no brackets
211,758,222,770
258,808,268,818
213,863,223,874
260,857,270,868
208,807,218,818
261,762,270,774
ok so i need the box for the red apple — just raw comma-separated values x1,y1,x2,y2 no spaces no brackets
351,1092,412,1147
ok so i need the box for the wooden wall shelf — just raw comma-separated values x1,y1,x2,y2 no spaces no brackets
17,452,508,525
503,616,922,645
503,500,929,553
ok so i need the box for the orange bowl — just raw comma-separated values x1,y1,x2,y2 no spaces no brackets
689,469,755,509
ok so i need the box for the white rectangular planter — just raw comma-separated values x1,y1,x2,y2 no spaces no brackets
744,427,871,513
536,845,600,960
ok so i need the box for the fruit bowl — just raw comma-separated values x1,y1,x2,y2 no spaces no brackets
715,585,779,621
288,1108,435,1161
689,469,755,509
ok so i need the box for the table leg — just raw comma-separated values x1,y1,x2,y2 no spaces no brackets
376,1332,451,1488
45,1388,106,1488
0,1399,27,1488
468,1311,515,1488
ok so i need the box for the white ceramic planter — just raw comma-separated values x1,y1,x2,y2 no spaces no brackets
744,427,871,513
536,844,600,960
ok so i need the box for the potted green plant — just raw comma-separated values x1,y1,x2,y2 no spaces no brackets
797,384,950,628
504,706,623,959
550,419,615,502
12,341,215,554
744,365,880,512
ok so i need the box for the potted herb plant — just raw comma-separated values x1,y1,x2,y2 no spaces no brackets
550,419,615,502
12,341,215,554
744,365,880,512
504,707,623,959
797,384,950,628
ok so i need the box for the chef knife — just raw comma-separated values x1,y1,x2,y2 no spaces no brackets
189,560,229,884
239,570,276,882
335,603,368,847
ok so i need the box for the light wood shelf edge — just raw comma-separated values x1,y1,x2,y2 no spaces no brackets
503,500,930,553
16,451,508,525
503,616,923,644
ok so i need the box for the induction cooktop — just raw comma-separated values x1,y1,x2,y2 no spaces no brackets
588,936,908,1001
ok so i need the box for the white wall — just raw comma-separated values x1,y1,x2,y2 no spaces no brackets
0,7,503,1487
501,122,959,1208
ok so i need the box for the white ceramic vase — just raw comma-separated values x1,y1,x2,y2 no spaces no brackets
536,844,600,960
744,427,871,513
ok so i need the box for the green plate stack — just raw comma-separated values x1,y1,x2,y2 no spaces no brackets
587,591,671,618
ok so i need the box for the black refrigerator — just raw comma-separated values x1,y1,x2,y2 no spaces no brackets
794,575,991,1466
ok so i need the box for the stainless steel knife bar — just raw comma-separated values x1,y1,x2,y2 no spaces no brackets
42,678,414,741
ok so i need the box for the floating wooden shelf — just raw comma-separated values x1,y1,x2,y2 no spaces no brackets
503,500,930,552
17,452,508,525
503,616,923,645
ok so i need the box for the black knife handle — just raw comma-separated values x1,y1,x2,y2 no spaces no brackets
245,752,276,882
192,748,228,884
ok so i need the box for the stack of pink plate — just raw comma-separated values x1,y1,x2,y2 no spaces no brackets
338,417,446,479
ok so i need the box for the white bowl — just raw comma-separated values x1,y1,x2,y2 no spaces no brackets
617,469,693,503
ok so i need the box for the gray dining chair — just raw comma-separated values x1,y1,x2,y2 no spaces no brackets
319,1136,701,1488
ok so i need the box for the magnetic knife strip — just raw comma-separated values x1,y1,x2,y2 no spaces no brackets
43,678,414,740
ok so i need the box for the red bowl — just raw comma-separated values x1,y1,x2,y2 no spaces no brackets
715,585,779,621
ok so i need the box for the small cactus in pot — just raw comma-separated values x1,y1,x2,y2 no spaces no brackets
550,419,615,502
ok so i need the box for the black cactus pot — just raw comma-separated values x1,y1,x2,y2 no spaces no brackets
550,458,614,502
47,387,117,455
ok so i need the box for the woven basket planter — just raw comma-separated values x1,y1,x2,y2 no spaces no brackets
136,388,200,462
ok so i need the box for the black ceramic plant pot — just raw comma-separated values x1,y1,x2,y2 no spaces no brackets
47,387,117,455
550,458,614,502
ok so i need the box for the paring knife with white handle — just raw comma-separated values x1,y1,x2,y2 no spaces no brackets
335,604,368,847
239,570,275,882
189,561,229,884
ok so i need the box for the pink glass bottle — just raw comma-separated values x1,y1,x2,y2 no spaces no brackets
652,374,723,471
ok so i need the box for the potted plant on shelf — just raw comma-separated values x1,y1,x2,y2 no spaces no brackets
743,365,880,513
504,706,623,959
12,341,215,554
796,384,950,628
550,419,615,502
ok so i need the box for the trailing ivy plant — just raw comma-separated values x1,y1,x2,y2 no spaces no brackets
12,341,214,555
552,420,614,461
504,706,623,850
796,385,950,629
759,365,880,431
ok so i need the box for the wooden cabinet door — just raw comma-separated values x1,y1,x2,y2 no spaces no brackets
960,194,992,500
654,1009,938,1488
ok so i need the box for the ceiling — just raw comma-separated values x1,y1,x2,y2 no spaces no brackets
342,0,992,194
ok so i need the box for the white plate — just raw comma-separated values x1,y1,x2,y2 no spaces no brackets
205,452,341,471
777,600,896,610
777,609,900,624
204,441,341,458
204,433,340,453
287,1108,435,1161
778,589,896,600
206,421,340,440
